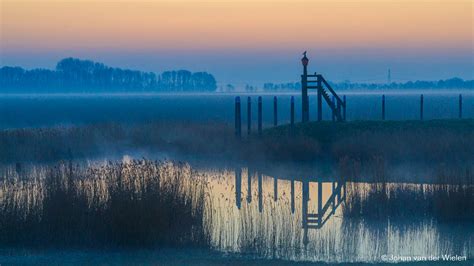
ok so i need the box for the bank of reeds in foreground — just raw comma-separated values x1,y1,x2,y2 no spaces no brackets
0,160,209,248
343,182,474,223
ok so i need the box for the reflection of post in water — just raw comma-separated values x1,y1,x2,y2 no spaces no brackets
332,182,336,214
234,169,262,212
302,180,309,228
247,168,252,203
302,180,310,246
302,179,347,247
258,172,263,212
235,168,242,209
303,181,346,230
318,182,322,223
274,177,278,201
233,171,347,234
291,179,295,214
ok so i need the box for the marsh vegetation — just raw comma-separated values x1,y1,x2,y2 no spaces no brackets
0,160,208,248
1,161,471,263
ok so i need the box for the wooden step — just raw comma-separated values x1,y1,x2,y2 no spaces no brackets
305,224,322,229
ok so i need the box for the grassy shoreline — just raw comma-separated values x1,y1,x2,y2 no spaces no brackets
1,119,473,166
261,119,474,162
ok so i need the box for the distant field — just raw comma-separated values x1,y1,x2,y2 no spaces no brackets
0,92,473,129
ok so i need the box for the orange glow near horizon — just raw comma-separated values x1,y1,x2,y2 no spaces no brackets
1,0,472,52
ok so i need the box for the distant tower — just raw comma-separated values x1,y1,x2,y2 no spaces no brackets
387,68,391,84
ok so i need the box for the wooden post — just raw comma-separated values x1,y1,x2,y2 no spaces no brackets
247,168,252,203
290,96,295,126
273,96,278,126
302,55,309,123
247,96,251,135
420,94,424,121
258,96,262,136
317,75,322,121
343,95,346,121
235,168,242,209
459,94,463,119
382,94,386,120
235,96,241,137
290,179,295,214
302,74,308,122
332,96,336,122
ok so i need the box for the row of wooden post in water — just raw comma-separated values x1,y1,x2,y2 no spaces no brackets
235,93,466,137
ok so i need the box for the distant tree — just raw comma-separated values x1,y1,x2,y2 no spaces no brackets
225,84,235,92
245,84,257,92
0,58,218,92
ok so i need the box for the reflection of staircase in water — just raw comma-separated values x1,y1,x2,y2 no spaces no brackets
302,181,346,230
234,168,347,243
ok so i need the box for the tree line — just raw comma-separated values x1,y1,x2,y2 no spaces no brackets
0,58,217,92
262,78,473,91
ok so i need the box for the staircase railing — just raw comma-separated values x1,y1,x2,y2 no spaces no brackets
316,74,345,121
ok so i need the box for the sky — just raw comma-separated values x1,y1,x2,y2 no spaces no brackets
1,0,473,86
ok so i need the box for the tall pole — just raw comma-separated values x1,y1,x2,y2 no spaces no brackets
247,96,251,135
258,96,262,136
301,53,309,122
317,75,322,121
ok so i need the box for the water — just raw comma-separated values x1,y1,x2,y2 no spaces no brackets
1,160,472,264
0,91,473,264
0,90,472,129
203,167,472,263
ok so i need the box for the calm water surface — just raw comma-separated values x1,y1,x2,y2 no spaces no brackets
201,166,472,263
1,91,472,264
4,158,471,264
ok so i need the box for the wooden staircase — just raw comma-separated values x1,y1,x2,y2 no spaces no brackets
301,53,346,122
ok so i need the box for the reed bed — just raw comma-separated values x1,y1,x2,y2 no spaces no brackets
203,170,472,263
0,160,209,248
343,182,474,222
